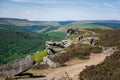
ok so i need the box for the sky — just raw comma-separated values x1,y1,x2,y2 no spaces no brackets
0,0,120,21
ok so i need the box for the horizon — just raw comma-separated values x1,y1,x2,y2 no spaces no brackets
0,0,120,21
1,17,120,21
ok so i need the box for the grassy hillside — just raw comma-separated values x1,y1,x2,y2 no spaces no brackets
65,23,110,28
0,18,37,26
94,23,120,28
79,29,120,80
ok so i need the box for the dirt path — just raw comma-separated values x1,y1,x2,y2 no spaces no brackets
19,48,115,80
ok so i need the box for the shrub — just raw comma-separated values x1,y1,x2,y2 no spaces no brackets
33,50,47,63
79,51,120,80
68,34,79,40
89,29,120,48
49,44,102,64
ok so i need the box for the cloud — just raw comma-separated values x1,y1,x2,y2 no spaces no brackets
11,0,57,4
10,0,95,6
1,5,120,21
103,3,116,8
10,0,78,5
11,0,70,2
1,0,120,20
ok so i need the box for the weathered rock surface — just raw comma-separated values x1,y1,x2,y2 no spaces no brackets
43,56,60,68
0,55,35,78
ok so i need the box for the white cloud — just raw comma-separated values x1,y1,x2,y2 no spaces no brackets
11,0,55,3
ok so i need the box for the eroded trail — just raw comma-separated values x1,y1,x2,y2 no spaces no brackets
20,48,115,80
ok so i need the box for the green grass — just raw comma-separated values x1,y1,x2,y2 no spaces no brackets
68,34,79,40
33,50,48,63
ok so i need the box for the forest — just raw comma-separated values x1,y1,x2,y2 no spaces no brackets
0,27,66,65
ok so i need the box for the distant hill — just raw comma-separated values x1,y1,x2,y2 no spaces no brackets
0,18,60,33
0,18,74,26
0,18,120,38
0,18,38,26
63,20,120,28
0,18,120,33
0,18,120,26
93,23,120,28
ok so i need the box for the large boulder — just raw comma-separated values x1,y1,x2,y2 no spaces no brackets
46,41,64,48
0,55,35,78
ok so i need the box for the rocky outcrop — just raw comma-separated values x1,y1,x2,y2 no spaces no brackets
43,29,97,68
43,40,72,68
0,55,35,78
67,28,79,38
45,40,72,55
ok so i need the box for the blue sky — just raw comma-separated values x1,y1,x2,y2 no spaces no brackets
0,0,120,21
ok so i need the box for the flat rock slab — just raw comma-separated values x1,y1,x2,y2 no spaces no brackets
0,55,35,78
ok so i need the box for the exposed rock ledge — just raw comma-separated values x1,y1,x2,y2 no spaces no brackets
0,55,35,78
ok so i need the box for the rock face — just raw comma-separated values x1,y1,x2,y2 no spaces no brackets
0,55,35,78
